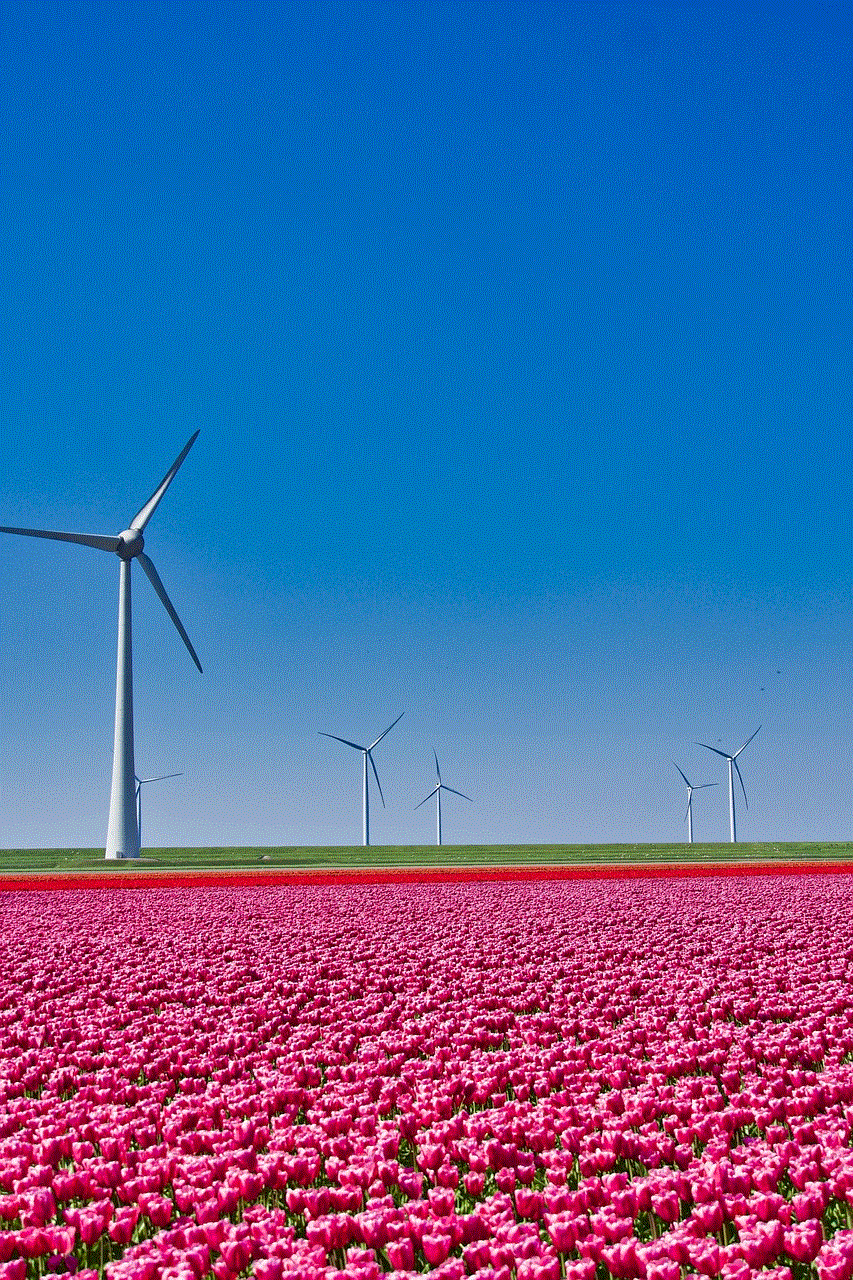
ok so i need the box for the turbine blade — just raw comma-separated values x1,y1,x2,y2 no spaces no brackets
137,772,183,784
696,742,732,760
733,756,749,809
318,732,365,751
368,711,404,751
693,782,718,790
441,785,472,802
672,762,691,788
0,526,120,553
130,431,200,532
733,725,761,758
684,798,692,824
137,552,202,673
368,750,385,807
434,749,441,784
414,789,436,810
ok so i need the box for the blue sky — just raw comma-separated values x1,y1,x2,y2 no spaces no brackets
1,0,850,849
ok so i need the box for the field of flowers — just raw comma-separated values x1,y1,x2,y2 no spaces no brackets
1,875,852,1280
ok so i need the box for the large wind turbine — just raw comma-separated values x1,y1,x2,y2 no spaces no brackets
319,713,404,846
697,727,761,843
1,433,202,860
415,749,472,846
135,771,183,853
672,763,717,845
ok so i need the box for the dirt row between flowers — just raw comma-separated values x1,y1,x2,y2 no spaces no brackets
1,861,852,891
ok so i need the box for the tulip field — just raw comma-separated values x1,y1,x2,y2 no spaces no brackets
1,874,852,1280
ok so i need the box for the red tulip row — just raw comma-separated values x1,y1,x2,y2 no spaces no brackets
0,875,851,1280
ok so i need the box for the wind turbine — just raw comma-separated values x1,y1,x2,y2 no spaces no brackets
415,749,472,846
697,727,761,843
1,433,202,860
672,763,717,845
319,713,404,846
135,771,183,853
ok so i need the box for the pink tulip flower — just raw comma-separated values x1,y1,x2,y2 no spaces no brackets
785,1220,824,1263
564,1260,597,1280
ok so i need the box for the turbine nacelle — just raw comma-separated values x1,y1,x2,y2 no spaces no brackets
117,529,145,560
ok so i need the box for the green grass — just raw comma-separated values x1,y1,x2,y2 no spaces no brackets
0,841,850,874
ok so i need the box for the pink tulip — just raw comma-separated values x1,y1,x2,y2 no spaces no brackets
396,1169,423,1199
218,1238,251,1273
428,1187,456,1216
45,1227,77,1256
564,1261,597,1280
650,1190,680,1224
590,1210,634,1245
719,1261,751,1280
515,1188,544,1220
417,1143,443,1172
75,1209,111,1248
545,1213,581,1251
739,1219,785,1267
301,1188,330,1219
793,1185,830,1221
644,1262,680,1280
688,1240,722,1277
20,1187,56,1226
17,1228,52,1260
342,1246,380,1279
611,1188,638,1219
139,1193,173,1228
785,1220,824,1263
517,1258,562,1280
384,1237,414,1270
253,1262,282,1280
692,1200,723,1233
108,1213,142,1244
601,1240,644,1279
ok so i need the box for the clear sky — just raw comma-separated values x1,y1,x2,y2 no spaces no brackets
1,1,850,850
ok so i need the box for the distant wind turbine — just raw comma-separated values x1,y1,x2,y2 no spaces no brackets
1,433,202,860
415,750,472,846
319,713,404,846
672,763,717,845
135,771,182,853
697,727,761,843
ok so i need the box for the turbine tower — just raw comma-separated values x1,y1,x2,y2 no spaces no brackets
415,749,472,846
1,433,202,860
135,771,182,853
319,713,404,846
697,727,761,843
672,763,717,845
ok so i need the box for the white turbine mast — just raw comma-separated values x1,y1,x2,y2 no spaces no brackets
696,726,761,843
672,762,717,845
415,749,472,846
1,432,202,859
135,771,183,853
319,713,404,846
